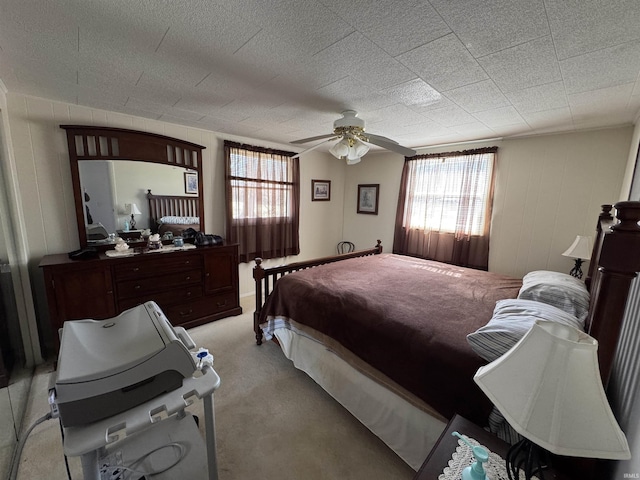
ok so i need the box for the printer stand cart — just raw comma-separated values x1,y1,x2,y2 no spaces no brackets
62,365,221,480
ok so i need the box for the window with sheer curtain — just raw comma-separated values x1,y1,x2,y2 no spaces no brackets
224,141,300,263
393,147,497,270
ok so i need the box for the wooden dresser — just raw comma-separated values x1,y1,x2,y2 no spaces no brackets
40,244,242,351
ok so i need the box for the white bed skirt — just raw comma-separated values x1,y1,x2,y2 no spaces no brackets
273,328,447,471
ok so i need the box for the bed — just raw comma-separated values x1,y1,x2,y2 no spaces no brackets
146,189,200,237
253,201,640,470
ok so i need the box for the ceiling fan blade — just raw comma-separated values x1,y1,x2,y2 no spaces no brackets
292,136,339,158
364,134,416,157
291,133,337,145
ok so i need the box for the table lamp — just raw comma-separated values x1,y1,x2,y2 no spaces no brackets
127,203,142,229
474,320,630,480
561,235,592,279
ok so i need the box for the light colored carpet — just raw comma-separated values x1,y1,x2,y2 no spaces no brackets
13,299,416,479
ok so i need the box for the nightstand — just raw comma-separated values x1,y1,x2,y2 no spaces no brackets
413,414,573,480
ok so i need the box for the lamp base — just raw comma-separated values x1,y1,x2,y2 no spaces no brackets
506,439,548,480
569,258,584,279
130,214,137,230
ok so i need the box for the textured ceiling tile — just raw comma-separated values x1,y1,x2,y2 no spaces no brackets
222,0,354,56
381,79,441,107
473,106,527,127
1,0,639,148
505,82,568,113
520,107,574,129
546,0,640,60
420,104,478,127
311,33,417,91
397,34,488,92
429,0,550,57
319,0,450,56
316,77,398,113
445,80,510,112
560,41,640,94
567,83,635,110
451,122,496,138
366,103,431,128
477,36,562,93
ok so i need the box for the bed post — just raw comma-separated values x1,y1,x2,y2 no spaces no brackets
586,201,640,386
253,258,265,345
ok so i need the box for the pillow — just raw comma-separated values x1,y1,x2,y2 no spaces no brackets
467,298,584,362
159,215,200,225
517,270,590,322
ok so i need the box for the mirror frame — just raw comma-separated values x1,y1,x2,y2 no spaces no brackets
61,125,205,249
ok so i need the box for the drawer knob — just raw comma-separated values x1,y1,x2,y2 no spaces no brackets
134,285,141,290
185,276,191,280
180,309,193,317
133,267,140,272
216,300,227,307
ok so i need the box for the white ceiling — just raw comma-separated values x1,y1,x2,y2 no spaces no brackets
2,0,640,152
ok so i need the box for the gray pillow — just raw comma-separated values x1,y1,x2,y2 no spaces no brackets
517,270,590,322
467,298,584,362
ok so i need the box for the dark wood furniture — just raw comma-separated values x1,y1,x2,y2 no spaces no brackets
252,239,383,345
40,244,242,353
60,125,205,250
147,189,200,236
414,414,571,480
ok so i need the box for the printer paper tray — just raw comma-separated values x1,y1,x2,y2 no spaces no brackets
63,365,220,457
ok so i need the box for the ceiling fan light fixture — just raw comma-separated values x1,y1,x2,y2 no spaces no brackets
329,139,350,159
346,157,361,165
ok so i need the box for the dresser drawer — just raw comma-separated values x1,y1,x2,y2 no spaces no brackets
163,292,238,325
118,285,204,311
117,269,202,300
113,255,203,280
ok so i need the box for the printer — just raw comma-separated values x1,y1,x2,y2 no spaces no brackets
54,301,197,427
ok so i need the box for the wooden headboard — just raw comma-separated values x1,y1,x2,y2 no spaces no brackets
146,189,200,233
585,201,640,385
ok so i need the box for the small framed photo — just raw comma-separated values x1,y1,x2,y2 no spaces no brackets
357,184,379,215
184,172,198,194
312,179,331,201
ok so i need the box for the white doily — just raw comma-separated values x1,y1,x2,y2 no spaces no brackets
439,435,539,480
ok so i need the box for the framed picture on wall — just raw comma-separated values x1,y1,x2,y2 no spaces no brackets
357,184,379,215
184,172,198,194
312,179,331,201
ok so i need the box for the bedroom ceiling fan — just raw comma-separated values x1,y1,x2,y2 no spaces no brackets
291,110,417,164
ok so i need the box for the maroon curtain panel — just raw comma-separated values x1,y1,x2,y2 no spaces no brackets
224,141,300,263
393,147,497,270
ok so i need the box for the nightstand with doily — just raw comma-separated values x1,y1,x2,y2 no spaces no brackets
414,414,573,480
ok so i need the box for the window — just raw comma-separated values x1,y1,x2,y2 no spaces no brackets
393,147,497,269
224,141,300,263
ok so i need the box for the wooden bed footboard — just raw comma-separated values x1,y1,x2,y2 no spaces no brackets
252,240,383,345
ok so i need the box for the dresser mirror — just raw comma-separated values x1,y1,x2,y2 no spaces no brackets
61,126,205,250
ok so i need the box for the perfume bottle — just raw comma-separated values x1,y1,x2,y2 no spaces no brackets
452,431,490,480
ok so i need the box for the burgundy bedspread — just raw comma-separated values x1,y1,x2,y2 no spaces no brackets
259,253,522,424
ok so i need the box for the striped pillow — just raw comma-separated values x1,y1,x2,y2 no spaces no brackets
467,299,584,362
517,270,590,322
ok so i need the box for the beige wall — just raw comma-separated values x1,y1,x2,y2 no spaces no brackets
3,93,346,349
2,92,635,360
343,128,633,278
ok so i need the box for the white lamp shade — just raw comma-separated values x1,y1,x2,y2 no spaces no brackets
562,235,592,260
474,320,630,460
128,203,142,215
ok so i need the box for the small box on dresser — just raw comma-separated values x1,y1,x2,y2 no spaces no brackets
39,244,242,355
